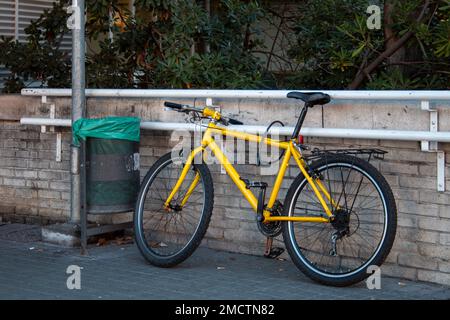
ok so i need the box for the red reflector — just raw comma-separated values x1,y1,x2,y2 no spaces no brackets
298,134,304,144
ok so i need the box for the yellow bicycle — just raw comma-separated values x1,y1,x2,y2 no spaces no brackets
134,92,397,286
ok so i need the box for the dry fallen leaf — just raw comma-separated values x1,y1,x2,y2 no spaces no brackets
97,238,108,246
115,236,133,246
149,241,160,248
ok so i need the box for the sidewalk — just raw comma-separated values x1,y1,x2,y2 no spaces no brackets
0,224,449,300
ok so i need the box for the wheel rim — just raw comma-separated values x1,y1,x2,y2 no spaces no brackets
288,162,388,278
137,157,206,258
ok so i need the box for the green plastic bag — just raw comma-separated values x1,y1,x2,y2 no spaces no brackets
72,117,140,146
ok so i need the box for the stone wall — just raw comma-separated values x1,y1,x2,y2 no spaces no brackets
0,94,449,286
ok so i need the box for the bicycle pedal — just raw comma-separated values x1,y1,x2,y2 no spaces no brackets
264,247,285,259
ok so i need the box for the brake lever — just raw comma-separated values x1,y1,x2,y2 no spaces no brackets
219,117,243,126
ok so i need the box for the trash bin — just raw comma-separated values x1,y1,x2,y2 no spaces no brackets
73,117,141,214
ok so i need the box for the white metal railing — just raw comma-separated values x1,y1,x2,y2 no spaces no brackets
20,88,450,100
19,118,450,142
19,88,450,191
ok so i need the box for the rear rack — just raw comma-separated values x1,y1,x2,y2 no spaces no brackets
305,148,388,162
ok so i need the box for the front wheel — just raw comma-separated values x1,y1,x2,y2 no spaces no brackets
134,152,214,267
282,154,397,286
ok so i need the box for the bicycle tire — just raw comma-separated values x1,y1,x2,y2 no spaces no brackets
134,152,214,267
282,154,397,286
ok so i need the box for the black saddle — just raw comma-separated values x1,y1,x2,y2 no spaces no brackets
287,91,331,106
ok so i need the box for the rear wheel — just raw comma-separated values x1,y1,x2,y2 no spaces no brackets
134,152,214,267
282,154,397,286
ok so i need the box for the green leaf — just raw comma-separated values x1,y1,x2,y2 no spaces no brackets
351,43,366,58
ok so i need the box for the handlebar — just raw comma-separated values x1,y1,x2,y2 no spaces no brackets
228,118,244,125
163,101,203,113
164,101,243,126
164,101,184,110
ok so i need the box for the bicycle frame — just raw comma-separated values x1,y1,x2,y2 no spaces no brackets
164,121,337,223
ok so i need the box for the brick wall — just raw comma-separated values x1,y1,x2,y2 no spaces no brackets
0,94,449,286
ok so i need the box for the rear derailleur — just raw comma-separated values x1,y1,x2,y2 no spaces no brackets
329,208,351,257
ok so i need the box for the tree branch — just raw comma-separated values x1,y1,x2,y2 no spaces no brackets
348,0,431,89
265,3,286,71
252,50,295,66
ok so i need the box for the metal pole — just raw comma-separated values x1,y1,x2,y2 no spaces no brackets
14,0,19,41
70,0,86,224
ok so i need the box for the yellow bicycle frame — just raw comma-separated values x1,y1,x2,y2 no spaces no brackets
164,109,337,223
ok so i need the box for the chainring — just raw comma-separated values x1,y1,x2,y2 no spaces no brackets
257,201,283,237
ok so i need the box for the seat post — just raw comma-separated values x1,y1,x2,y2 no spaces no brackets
291,103,310,140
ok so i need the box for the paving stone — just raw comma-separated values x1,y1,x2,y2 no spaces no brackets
0,223,41,242
0,236,449,300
